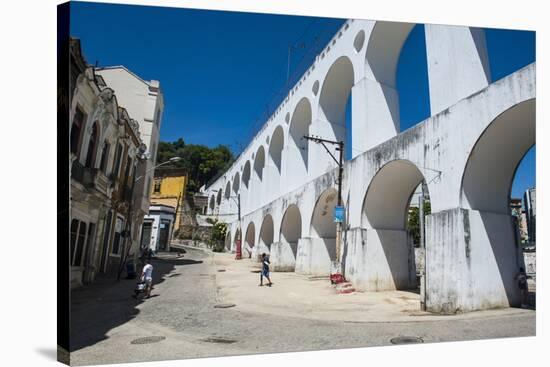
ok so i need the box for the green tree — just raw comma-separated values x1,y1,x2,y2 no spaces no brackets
407,201,431,247
156,138,234,193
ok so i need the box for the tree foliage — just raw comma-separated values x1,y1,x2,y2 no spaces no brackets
157,138,234,193
407,201,431,247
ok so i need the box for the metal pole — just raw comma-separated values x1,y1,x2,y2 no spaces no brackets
419,183,426,311
335,141,344,270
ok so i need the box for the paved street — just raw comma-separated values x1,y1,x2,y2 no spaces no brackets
70,246,535,366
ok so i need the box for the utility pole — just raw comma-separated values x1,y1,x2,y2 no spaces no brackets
303,135,345,278
419,181,426,311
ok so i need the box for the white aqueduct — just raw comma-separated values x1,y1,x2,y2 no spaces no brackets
200,19,536,314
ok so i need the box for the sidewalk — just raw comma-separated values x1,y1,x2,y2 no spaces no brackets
212,251,534,323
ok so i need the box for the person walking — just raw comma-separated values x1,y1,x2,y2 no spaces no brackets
515,267,529,308
259,253,272,287
141,259,154,299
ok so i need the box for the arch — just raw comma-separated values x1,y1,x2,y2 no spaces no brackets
216,189,222,205
311,188,338,239
224,181,231,199
359,159,425,291
366,21,415,88
318,56,355,160
310,187,339,261
289,97,312,170
259,214,274,251
319,56,355,128
242,160,251,188
233,172,240,194
460,99,536,214
224,230,232,251
268,126,284,173
362,160,425,230
280,204,302,257
209,195,215,210
253,146,266,180
244,222,256,257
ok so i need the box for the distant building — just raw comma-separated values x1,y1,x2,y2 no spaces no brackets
141,204,176,252
149,168,188,233
523,188,536,244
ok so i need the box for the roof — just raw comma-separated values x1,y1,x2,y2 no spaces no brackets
95,65,160,91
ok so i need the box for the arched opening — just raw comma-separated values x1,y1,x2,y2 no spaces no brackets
85,121,100,168
366,21,415,89
242,161,251,188
268,126,284,173
259,214,274,252
233,172,240,194
224,181,231,200
360,159,425,292
395,24,431,131
224,230,232,252
288,98,312,188
244,222,255,258
310,188,338,261
209,195,215,211
253,146,265,181
318,56,354,161
460,99,535,308
280,205,301,258
461,99,536,214
216,189,222,205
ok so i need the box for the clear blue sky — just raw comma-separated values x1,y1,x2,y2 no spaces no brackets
70,1,535,198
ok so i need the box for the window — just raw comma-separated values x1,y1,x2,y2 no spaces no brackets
99,142,110,173
111,217,124,255
70,106,86,155
112,143,123,178
85,121,99,168
70,219,79,266
70,219,88,267
83,223,96,267
153,179,161,193
123,157,132,188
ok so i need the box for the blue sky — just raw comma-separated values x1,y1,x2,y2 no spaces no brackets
70,1,535,198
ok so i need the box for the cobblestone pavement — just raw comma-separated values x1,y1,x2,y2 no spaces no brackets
70,246,535,366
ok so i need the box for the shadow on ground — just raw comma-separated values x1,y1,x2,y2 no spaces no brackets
70,253,203,352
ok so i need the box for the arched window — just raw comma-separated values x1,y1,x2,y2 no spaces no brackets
85,121,100,168
70,106,86,156
99,142,110,173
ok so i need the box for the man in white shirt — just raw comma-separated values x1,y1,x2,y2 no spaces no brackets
141,259,154,299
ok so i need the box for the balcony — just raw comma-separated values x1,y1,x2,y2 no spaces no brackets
71,160,111,196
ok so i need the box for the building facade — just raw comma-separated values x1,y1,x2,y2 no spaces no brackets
69,38,149,287
149,168,187,232
141,204,176,252
95,66,164,227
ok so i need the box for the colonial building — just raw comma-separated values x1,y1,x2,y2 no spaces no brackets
149,168,187,231
95,66,164,227
69,38,148,287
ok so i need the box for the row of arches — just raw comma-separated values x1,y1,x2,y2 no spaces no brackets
224,97,535,305
209,21,429,213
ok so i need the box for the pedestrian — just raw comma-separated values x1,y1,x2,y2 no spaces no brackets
515,267,528,308
259,253,272,287
140,258,154,299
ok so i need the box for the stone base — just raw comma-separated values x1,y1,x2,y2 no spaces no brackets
270,241,297,272
344,227,416,291
425,208,524,313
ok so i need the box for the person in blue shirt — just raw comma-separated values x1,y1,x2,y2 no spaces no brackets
259,253,272,287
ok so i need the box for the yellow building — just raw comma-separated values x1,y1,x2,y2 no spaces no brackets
150,168,188,231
